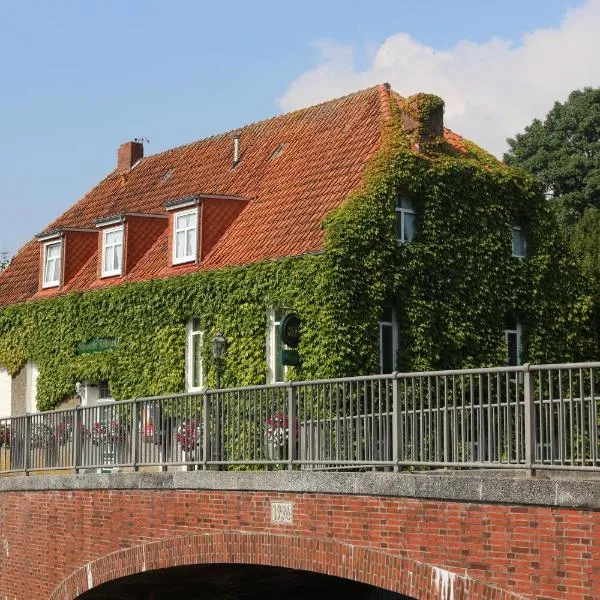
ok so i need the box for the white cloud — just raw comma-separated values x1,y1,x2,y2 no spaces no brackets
278,0,600,157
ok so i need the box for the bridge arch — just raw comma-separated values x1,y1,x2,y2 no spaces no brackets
50,531,523,600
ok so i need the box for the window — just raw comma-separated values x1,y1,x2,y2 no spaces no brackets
512,226,527,258
43,241,61,288
504,319,523,366
186,319,204,390
102,227,124,277
379,306,398,373
396,196,417,243
267,309,287,383
173,209,198,264
98,380,112,401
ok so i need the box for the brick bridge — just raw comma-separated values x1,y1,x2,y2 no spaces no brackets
0,472,598,600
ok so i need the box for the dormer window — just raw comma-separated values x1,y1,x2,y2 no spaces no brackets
512,226,527,258
102,226,124,277
396,196,417,243
173,208,198,264
43,241,62,288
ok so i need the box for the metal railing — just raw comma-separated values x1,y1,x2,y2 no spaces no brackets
0,362,599,475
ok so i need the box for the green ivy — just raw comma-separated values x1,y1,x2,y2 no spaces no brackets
0,100,594,410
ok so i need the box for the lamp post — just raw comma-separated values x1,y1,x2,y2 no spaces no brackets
211,331,227,389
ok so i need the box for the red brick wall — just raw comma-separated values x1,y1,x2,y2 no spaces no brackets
0,489,597,600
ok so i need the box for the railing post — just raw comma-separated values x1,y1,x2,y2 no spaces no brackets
523,363,536,477
392,374,400,472
24,414,30,475
202,391,209,470
73,407,81,474
214,391,221,470
131,400,139,472
287,384,297,471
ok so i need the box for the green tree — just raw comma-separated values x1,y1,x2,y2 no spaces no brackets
504,87,600,227
0,249,9,272
572,207,600,281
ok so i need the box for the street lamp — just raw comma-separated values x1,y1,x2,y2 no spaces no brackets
211,331,227,389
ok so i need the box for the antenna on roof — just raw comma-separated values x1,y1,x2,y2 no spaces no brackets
134,137,150,145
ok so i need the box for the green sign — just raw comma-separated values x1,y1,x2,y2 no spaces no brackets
280,313,301,348
76,338,118,355
281,349,301,367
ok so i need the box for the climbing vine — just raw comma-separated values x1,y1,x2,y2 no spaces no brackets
0,97,593,410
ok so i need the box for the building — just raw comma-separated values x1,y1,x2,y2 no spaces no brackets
0,84,590,414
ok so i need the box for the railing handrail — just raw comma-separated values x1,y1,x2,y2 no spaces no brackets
1,361,599,475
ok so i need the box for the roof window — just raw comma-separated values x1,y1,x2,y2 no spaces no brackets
269,143,286,161
43,240,62,288
173,208,198,265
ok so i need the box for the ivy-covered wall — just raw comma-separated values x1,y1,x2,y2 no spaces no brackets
0,101,593,410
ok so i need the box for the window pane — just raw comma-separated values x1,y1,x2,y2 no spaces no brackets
47,244,60,259
512,228,526,257
177,214,192,229
98,380,111,400
103,249,111,273
274,323,284,382
403,212,416,242
176,231,186,258
186,228,196,257
507,332,518,366
381,305,394,322
381,324,394,373
113,244,121,271
396,212,403,241
398,196,414,210
105,230,122,245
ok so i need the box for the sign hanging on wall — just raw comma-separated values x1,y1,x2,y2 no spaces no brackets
76,338,118,355
281,349,301,367
280,313,301,348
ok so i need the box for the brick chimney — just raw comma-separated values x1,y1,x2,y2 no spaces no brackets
399,93,444,148
117,141,144,172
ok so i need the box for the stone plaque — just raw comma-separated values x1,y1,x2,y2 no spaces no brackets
271,501,293,524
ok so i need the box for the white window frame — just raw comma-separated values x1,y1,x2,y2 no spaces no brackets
267,308,289,384
504,321,523,366
379,307,398,374
26,361,39,413
101,226,124,277
186,319,204,391
173,208,198,265
42,240,62,288
396,196,417,244
512,226,527,258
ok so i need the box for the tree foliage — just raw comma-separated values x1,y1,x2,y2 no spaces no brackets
0,250,9,272
504,87,600,226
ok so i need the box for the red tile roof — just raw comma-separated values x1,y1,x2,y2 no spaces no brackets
0,84,469,306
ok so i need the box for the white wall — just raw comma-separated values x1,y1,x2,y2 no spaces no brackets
0,367,12,418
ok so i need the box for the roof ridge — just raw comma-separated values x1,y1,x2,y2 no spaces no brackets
137,84,386,163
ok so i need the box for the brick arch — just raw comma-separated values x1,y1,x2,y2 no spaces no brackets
49,532,524,600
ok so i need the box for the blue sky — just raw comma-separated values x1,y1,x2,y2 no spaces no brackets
0,0,592,255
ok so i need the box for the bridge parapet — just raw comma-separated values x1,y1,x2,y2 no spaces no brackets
0,471,598,599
